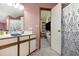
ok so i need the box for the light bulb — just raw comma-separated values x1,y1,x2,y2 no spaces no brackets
7,3,24,10
19,5,24,10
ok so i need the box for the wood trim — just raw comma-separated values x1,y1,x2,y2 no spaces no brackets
28,49,38,56
0,38,36,50
50,8,52,47
17,37,20,56
0,34,36,56
19,40,29,43
40,7,51,11
29,38,36,40
39,8,41,49
0,42,18,50
28,35,30,55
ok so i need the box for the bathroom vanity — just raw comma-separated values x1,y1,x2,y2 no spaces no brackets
0,33,36,56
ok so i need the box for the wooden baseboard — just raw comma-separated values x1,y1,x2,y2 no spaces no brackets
27,49,38,56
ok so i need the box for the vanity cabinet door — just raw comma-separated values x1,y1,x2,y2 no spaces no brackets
0,38,18,56
20,42,29,56
0,45,17,56
30,39,36,53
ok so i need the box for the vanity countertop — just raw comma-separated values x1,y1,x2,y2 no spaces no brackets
0,33,35,40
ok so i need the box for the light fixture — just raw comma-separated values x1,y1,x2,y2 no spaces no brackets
17,4,24,10
7,3,24,10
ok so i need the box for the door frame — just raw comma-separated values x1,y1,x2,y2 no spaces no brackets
39,7,51,49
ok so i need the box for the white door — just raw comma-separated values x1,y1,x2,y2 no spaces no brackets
51,4,62,55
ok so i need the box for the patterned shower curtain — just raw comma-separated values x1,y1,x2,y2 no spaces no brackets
62,3,79,56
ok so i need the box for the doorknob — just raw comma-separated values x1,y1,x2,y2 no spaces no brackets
58,30,61,32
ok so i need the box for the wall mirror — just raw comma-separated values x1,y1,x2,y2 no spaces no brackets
0,3,24,32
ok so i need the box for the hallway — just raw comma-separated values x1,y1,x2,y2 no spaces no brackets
30,37,59,56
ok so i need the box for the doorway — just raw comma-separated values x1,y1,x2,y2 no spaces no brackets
40,8,51,48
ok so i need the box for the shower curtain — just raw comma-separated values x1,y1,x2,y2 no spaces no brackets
62,3,79,56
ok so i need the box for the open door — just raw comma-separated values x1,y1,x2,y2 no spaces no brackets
51,4,62,55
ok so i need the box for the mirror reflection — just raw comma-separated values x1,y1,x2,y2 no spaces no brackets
0,3,24,35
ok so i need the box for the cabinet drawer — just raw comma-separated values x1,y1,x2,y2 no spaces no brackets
0,38,17,46
30,35,36,39
20,36,29,41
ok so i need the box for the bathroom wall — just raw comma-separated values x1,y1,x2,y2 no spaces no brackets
23,3,56,49
63,3,79,55
0,22,6,30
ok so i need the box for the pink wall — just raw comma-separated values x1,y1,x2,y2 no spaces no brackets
23,3,56,49
0,23,6,30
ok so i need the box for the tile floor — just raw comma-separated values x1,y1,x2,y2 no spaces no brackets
30,37,59,56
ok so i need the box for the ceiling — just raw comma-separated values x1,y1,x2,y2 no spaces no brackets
0,3,24,23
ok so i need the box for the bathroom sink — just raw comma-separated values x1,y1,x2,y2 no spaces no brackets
11,33,21,36
10,31,22,36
